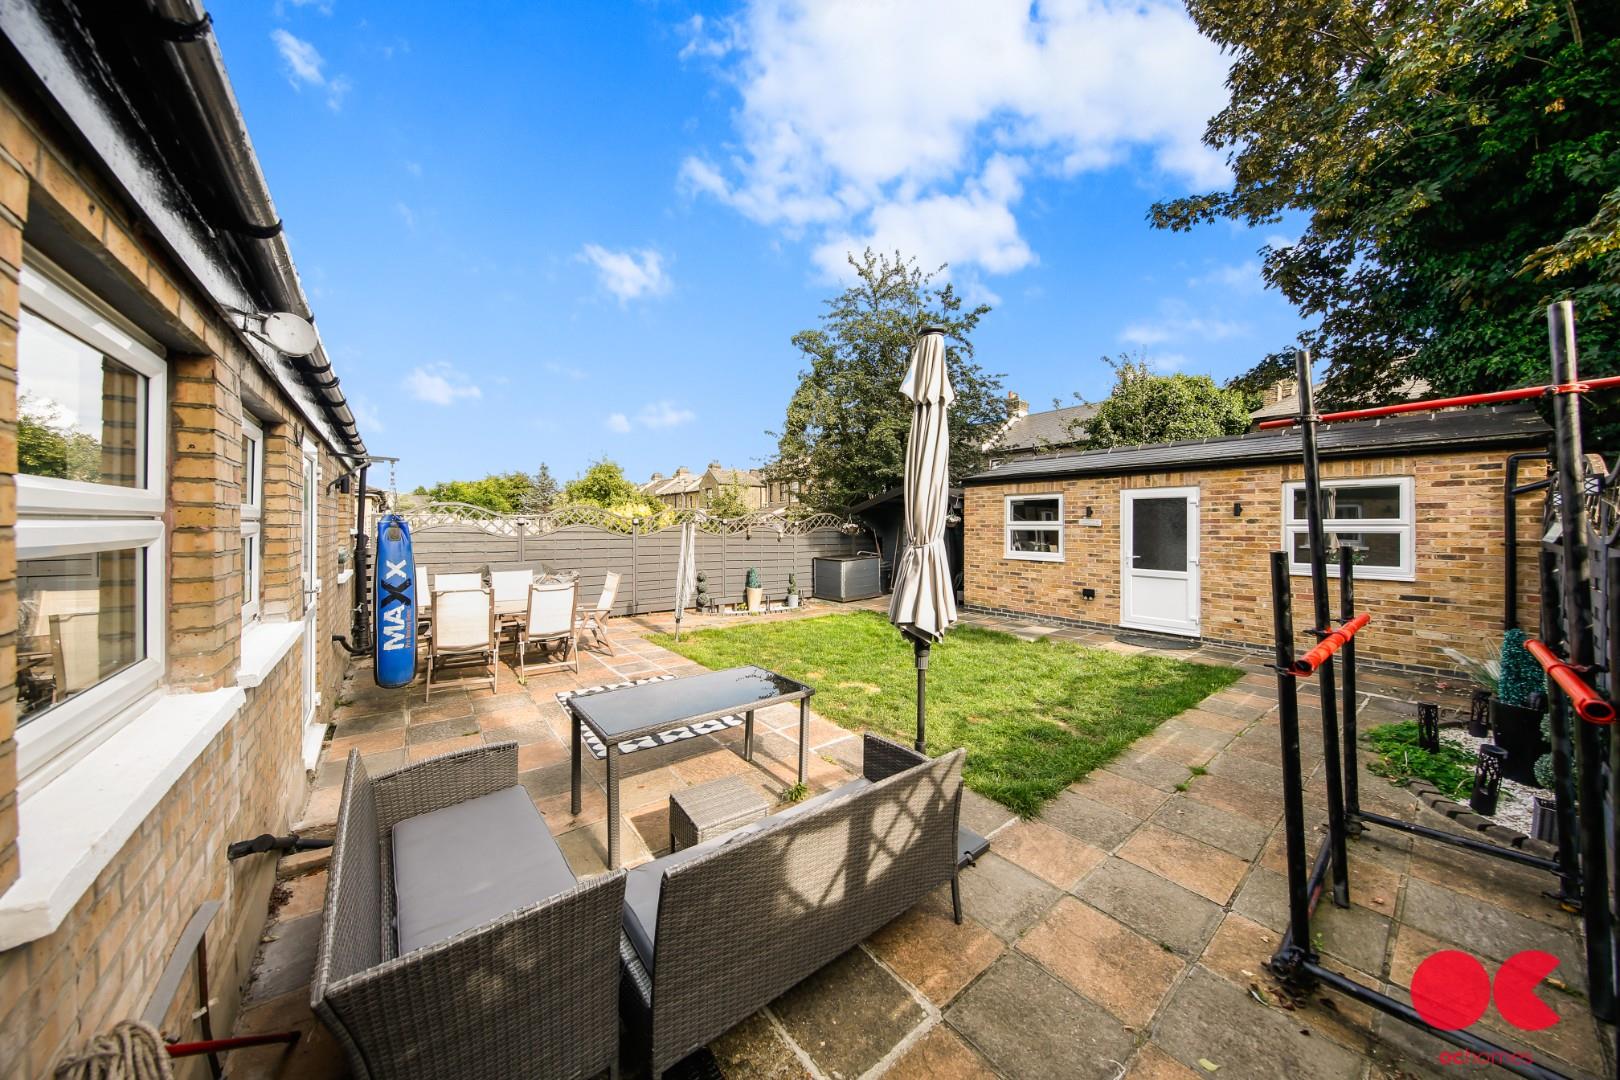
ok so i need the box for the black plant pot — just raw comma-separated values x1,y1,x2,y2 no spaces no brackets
1490,699,1547,786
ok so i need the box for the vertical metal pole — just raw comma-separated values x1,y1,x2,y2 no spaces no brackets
1540,546,1583,903
517,516,526,563
1547,300,1615,1021
914,638,929,754
1296,353,1351,908
353,464,370,650
630,517,640,615
1338,546,1361,826
1269,551,1316,979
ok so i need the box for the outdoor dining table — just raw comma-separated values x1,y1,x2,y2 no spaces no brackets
566,665,815,868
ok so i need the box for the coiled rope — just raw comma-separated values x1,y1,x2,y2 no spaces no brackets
53,1020,174,1080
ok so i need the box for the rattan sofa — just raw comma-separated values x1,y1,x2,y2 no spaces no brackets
311,742,626,1080
619,735,965,1077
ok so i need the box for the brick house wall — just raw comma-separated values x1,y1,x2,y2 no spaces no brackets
964,449,1544,674
0,84,357,1078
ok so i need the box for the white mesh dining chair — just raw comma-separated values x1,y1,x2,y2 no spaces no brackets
518,579,579,679
575,571,621,656
424,586,497,701
434,571,483,592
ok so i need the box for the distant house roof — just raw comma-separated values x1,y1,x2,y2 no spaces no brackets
964,405,1548,483
994,403,1098,452
707,466,763,486
1249,377,1432,423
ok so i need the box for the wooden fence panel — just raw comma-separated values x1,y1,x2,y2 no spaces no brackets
386,513,863,617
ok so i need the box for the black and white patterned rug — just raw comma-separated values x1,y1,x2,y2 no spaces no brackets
557,675,745,759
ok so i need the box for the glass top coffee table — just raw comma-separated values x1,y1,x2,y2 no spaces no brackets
566,665,815,868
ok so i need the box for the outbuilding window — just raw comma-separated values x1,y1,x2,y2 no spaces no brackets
1282,477,1414,581
15,257,167,790
1005,494,1064,561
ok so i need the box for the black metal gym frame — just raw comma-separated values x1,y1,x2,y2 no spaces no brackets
1266,305,1619,1076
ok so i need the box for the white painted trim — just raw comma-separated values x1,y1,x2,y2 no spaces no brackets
15,528,168,790
0,687,246,949
336,568,354,585
236,620,306,689
1003,493,1065,562
18,262,168,516
1119,487,1202,637
1281,476,1416,582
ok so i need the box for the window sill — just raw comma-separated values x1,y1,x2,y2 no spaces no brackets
336,569,354,585
0,686,245,949
237,620,306,689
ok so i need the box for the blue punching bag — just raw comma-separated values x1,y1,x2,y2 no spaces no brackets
373,513,418,688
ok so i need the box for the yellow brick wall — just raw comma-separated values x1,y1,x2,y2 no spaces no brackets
963,449,1544,674
0,88,356,1077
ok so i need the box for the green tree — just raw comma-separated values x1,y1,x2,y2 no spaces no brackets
418,471,537,513
18,396,101,482
528,462,560,510
769,249,1005,511
1085,356,1252,449
562,459,643,507
705,479,752,519
1153,3,1619,428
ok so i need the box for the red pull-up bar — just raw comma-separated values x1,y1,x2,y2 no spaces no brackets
1257,375,1620,430
1525,639,1616,725
1288,613,1371,676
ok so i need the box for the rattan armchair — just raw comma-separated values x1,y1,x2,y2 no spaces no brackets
311,743,626,1080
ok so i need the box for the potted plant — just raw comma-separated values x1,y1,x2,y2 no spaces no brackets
1490,629,1548,785
744,567,763,612
695,570,709,612
785,572,800,609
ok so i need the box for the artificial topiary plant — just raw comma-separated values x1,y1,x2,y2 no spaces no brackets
745,567,761,590
786,572,798,595
1533,713,1555,788
1497,628,1542,707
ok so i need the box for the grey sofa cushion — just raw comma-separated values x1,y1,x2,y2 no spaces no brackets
623,777,873,971
393,784,575,954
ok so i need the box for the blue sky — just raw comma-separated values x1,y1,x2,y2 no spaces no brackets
216,1,1311,491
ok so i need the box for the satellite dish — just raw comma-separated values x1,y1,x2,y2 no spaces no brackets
260,312,319,357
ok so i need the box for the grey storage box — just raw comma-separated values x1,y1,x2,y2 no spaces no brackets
812,554,881,601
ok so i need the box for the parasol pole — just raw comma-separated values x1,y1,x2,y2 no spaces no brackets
912,632,930,753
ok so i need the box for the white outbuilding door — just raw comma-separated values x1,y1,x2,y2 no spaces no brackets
1120,487,1200,637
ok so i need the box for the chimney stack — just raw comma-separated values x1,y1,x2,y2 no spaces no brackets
1006,391,1029,418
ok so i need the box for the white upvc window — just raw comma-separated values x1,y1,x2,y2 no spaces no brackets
1005,493,1064,562
241,416,264,622
15,258,168,792
1282,477,1416,582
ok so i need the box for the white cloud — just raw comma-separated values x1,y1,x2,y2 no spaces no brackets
275,0,334,14
405,363,482,406
544,361,588,381
1187,260,1260,292
394,201,415,229
604,401,697,435
270,29,351,110
678,14,737,61
680,0,1229,280
350,397,383,433
1120,301,1248,348
578,245,672,304
404,161,423,177
636,401,696,429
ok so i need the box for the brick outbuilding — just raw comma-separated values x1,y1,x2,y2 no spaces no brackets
962,407,1550,675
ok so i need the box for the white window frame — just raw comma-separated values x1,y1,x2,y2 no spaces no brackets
15,263,167,517
14,258,168,793
1004,493,1065,562
1283,476,1416,582
241,416,264,622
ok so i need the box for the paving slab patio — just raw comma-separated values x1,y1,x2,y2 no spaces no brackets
232,604,1615,1080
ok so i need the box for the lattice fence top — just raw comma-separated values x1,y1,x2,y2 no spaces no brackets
402,501,867,537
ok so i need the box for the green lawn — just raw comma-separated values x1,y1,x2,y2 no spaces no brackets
651,611,1241,817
